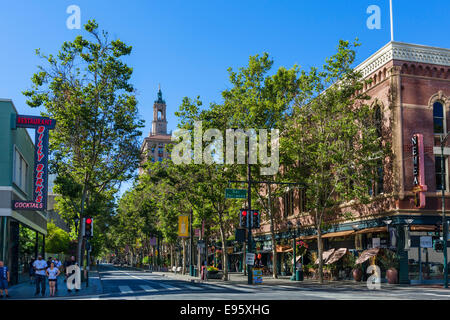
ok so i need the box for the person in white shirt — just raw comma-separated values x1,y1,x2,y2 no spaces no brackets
33,255,48,296
46,262,60,297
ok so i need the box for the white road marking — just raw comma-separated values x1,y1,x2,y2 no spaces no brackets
119,285,133,294
140,285,157,292
158,283,180,291
183,284,203,290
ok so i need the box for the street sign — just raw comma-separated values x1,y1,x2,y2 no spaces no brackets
197,240,205,249
225,188,247,199
420,236,433,248
246,252,255,265
372,238,380,248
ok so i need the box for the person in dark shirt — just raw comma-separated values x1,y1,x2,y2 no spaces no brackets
0,260,10,298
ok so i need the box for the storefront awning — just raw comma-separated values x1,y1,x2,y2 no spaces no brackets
355,248,380,264
321,230,355,238
276,245,292,253
326,248,348,265
354,226,387,235
410,225,438,232
314,249,336,264
298,235,317,240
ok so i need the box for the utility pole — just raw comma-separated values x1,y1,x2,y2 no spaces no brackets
247,137,253,285
440,133,449,288
190,209,194,276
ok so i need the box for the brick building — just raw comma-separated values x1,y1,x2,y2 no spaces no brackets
252,41,450,284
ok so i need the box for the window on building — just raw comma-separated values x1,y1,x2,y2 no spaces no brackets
434,102,445,134
283,189,295,217
298,188,307,212
13,148,28,193
435,156,447,191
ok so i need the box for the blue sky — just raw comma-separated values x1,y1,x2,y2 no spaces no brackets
1,0,449,195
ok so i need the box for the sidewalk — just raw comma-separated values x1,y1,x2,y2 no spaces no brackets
7,268,103,300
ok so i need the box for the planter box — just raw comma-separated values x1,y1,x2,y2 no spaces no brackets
207,271,223,279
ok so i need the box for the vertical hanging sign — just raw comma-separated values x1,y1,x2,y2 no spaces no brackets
12,115,56,211
412,133,427,208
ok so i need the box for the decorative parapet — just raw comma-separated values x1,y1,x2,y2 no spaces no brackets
356,41,450,78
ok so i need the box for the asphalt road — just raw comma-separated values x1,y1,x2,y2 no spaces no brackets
61,264,450,300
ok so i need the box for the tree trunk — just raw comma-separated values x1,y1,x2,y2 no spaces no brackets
317,227,323,284
219,224,229,281
170,244,174,268
182,239,186,275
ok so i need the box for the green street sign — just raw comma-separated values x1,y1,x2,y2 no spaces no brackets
225,188,247,199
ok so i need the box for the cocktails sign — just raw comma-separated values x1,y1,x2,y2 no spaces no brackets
12,115,56,211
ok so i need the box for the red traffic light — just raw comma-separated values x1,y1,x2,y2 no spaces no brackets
86,218,92,224
242,211,247,216
253,211,258,216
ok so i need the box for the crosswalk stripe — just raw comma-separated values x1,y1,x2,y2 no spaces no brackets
183,284,203,290
119,285,133,294
208,283,251,292
158,283,180,291
140,285,157,292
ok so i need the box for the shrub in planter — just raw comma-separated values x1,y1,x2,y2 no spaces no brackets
347,254,363,282
379,249,400,284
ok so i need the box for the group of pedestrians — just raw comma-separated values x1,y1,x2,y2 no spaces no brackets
0,255,79,298
33,255,78,297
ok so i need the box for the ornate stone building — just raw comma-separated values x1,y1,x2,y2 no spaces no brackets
139,87,172,174
252,41,450,284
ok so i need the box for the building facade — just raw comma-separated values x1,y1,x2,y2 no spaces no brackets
140,87,172,174
252,41,450,284
0,99,47,285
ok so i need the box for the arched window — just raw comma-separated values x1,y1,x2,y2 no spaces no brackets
433,101,445,134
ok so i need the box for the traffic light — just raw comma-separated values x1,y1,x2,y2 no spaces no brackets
82,217,94,238
433,239,443,252
251,210,260,228
240,209,248,228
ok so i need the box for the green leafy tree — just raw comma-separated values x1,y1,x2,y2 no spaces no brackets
46,221,70,254
23,20,144,264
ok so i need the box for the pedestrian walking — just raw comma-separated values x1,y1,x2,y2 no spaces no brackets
0,260,10,298
29,258,36,284
33,255,48,296
46,262,60,297
64,256,79,292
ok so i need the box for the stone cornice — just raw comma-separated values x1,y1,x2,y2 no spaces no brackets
356,41,450,78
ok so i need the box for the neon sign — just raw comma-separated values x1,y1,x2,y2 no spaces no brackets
412,133,427,208
12,115,56,211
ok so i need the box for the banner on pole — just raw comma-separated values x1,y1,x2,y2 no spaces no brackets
178,215,189,237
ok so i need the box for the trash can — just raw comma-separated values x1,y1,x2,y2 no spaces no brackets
296,270,303,281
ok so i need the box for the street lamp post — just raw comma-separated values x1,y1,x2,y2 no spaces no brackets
287,222,295,281
440,133,449,289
